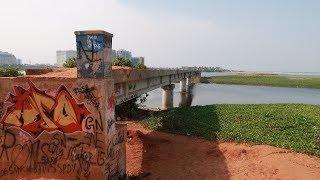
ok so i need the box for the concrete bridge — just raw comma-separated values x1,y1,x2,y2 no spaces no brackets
0,30,200,179
113,67,200,109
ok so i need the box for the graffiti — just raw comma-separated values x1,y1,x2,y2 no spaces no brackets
114,84,124,97
73,85,100,109
0,79,126,179
77,35,104,62
0,102,3,119
84,113,104,133
107,95,116,110
1,81,91,137
76,34,112,78
128,83,137,91
0,125,126,179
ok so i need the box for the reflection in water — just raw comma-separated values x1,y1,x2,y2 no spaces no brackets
141,70,320,109
143,83,320,109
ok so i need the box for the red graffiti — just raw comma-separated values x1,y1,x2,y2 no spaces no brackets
107,95,116,110
1,81,91,137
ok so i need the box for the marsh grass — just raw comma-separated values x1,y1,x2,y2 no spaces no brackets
201,74,320,89
141,104,320,156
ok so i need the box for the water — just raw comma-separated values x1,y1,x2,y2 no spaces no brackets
142,72,320,109
201,72,237,77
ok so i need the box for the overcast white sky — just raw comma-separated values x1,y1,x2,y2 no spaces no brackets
0,0,319,72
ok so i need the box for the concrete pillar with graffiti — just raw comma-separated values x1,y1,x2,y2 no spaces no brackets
75,30,113,78
0,30,127,179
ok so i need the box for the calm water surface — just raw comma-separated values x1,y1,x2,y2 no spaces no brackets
142,72,320,108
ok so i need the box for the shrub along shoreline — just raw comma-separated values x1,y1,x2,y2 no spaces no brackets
140,104,320,157
201,74,320,89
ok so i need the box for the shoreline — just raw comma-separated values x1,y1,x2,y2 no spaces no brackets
201,73,320,89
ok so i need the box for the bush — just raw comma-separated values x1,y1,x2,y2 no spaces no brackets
63,58,77,68
0,65,22,77
112,57,133,67
115,93,149,119
135,63,147,69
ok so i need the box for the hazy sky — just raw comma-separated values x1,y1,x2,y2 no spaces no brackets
0,0,319,72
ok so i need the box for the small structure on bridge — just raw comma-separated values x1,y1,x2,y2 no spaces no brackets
0,30,200,179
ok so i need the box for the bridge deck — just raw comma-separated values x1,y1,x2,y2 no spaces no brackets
26,67,200,104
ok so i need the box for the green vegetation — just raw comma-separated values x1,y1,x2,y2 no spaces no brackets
0,65,22,77
112,57,133,67
63,58,77,68
135,62,147,69
112,57,147,69
141,104,320,156
201,74,320,89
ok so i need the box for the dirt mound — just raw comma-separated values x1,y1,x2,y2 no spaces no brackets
124,121,320,180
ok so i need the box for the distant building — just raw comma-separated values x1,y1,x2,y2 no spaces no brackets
112,49,145,66
112,49,132,60
0,51,21,65
131,57,145,66
56,50,77,67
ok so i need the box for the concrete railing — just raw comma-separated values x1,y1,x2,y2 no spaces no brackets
113,68,200,106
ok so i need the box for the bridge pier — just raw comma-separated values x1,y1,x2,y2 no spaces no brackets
186,76,194,92
180,78,187,92
186,77,192,87
179,91,187,107
162,84,175,109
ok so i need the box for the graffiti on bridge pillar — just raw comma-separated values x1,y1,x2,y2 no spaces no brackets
0,80,126,179
75,31,113,78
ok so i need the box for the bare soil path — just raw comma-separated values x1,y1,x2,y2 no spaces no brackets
124,121,320,180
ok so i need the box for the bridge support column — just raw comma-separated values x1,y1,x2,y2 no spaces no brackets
180,78,187,92
186,77,191,86
162,84,175,109
179,92,187,107
186,76,194,91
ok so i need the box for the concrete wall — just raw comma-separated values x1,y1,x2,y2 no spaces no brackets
0,77,126,179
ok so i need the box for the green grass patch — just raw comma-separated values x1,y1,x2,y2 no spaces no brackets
0,65,22,77
201,74,320,89
141,104,320,156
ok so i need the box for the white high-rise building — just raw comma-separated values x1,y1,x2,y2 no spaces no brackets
112,49,132,60
0,51,21,65
56,50,77,67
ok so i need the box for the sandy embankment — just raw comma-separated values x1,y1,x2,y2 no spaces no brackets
124,121,320,180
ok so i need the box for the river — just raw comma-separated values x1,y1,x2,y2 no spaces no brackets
142,72,320,109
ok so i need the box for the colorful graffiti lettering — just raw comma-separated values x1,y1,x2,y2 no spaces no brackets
1,81,91,137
